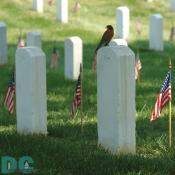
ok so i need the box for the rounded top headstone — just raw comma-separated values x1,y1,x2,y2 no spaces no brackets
16,47,45,59
65,36,82,44
109,39,128,47
97,45,134,61
0,21,6,27
117,6,129,11
151,13,163,19
28,32,41,36
68,36,82,42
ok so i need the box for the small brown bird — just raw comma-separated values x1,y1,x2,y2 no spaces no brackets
92,25,114,71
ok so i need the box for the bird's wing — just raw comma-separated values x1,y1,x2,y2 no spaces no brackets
95,29,113,52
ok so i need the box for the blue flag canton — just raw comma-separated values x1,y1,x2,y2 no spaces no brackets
160,71,171,94
8,72,15,87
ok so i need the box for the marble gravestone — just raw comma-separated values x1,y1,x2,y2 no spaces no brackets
32,0,43,13
97,45,136,154
170,0,175,11
64,36,82,80
16,47,47,135
149,14,163,51
0,22,7,65
27,32,42,48
56,0,68,23
109,39,128,46
116,6,129,40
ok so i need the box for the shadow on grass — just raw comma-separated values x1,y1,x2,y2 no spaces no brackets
0,116,175,175
1,40,175,174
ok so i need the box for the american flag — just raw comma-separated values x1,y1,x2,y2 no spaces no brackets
4,70,15,114
169,26,175,42
50,47,59,69
48,0,53,6
17,36,25,48
136,17,142,35
151,71,171,122
135,50,142,80
73,1,81,13
71,74,81,115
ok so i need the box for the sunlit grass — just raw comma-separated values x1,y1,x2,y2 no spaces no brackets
0,0,175,174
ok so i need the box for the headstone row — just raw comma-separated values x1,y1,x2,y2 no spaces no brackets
32,0,68,23
116,6,164,51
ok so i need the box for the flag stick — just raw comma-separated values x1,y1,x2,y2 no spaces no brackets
80,64,83,133
169,59,172,147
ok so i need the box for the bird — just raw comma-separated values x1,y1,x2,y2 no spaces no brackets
92,25,114,71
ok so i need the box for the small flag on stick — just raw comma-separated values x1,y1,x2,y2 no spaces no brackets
169,26,175,42
71,66,82,116
136,17,142,36
17,30,25,48
151,70,171,122
50,44,59,69
48,0,53,6
135,49,142,80
4,69,15,114
73,1,81,13
92,54,97,72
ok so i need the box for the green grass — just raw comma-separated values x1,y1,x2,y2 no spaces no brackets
1,0,175,174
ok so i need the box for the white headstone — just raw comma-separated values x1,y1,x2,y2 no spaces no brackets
109,39,128,46
32,0,43,13
170,0,175,11
116,6,129,40
0,22,7,65
97,45,136,154
56,0,68,23
64,36,82,80
149,14,163,51
16,47,47,135
27,32,42,48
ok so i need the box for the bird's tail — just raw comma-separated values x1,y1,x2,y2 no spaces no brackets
92,52,97,72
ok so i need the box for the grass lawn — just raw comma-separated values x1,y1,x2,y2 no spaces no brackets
0,0,175,174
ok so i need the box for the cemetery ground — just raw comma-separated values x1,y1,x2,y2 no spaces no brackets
1,0,175,174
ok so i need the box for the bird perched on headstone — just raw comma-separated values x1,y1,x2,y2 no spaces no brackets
92,25,114,71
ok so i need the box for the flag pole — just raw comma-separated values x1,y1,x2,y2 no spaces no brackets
80,64,83,133
169,58,172,147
